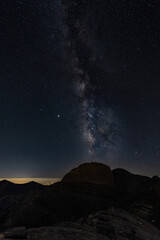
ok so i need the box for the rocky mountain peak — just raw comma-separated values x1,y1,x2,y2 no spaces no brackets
62,162,115,185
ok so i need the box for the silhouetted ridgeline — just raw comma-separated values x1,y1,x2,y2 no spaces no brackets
0,162,160,239
62,162,115,185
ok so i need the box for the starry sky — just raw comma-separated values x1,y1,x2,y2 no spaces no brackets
0,0,160,177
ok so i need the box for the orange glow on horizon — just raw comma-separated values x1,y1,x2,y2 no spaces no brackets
0,178,61,185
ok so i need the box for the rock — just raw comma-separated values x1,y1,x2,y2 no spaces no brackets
151,176,160,194
112,168,150,193
3,227,27,239
27,225,109,240
2,209,160,240
80,208,160,240
62,162,115,185
0,233,4,239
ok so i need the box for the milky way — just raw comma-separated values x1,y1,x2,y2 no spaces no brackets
0,0,160,177
61,0,120,160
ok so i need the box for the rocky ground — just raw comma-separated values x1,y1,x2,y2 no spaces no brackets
0,208,160,240
1,162,160,239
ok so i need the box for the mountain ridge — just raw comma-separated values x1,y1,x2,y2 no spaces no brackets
0,162,160,232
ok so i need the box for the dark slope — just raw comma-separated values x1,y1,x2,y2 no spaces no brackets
6,181,116,228
2,209,160,240
112,168,150,194
0,180,44,196
0,180,46,231
62,162,115,185
1,163,160,230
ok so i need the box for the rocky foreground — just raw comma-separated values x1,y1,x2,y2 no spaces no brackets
1,162,160,239
1,208,160,240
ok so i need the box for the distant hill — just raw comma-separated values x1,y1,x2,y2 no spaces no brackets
0,179,44,196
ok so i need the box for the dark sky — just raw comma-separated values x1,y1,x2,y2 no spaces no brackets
0,0,160,177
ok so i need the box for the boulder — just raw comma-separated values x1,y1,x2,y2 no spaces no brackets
3,227,27,239
27,225,109,240
2,209,160,240
80,208,160,240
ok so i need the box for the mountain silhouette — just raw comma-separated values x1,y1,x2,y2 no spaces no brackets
0,162,160,235
62,162,115,185
112,168,150,193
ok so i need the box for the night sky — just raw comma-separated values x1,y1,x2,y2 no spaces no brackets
0,0,160,177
